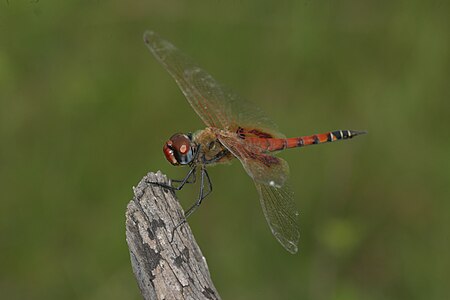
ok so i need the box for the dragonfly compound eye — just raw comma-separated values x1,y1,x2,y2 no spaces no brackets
163,133,195,166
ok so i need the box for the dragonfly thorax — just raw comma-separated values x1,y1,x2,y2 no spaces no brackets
163,133,196,166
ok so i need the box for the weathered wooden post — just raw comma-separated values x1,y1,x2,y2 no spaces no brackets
126,171,221,300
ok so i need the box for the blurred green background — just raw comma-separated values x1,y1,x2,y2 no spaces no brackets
1,1,449,299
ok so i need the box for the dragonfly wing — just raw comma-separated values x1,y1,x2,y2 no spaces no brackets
144,31,284,137
218,134,299,253
255,182,299,254
218,134,289,186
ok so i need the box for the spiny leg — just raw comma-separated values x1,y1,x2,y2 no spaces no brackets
171,167,197,186
202,149,229,165
148,165,197,191
185,167,212,218
171,166,213,237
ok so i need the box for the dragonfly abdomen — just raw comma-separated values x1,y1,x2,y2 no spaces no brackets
247,130,366,152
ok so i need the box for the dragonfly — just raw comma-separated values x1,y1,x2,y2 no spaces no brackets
144,31,366,254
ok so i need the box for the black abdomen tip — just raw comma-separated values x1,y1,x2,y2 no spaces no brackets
349,130,368,138
332,130,367,140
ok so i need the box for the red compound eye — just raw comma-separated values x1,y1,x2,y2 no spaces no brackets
163,133,195,165
163,142,178,165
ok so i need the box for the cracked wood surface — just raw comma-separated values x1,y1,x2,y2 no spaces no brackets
126,171,221,300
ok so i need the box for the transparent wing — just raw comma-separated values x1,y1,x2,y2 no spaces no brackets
255,182,299,254
218,134,299,253
144,31,284,138
218,133,289,187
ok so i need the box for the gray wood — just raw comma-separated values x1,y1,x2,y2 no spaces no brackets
126,171,221,300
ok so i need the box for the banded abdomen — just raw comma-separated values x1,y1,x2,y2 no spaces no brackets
244,130,367,152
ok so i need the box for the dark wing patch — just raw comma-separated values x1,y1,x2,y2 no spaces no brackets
218,133,289,188
246,150,280,167
236,127,275,139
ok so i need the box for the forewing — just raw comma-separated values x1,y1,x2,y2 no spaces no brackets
255,182,299,254
218,134,299,253
144,31,284,137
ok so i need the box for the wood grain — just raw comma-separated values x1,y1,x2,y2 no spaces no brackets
126,171,221,300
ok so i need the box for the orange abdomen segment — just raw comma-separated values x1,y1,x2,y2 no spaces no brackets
245,130,366,152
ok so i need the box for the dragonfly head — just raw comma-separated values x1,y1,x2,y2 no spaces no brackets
163,133,196,166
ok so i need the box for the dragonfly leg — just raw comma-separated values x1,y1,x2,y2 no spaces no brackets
185,166,212,218
148,165,197,191
171,166,213,237
171,167,197,185
202,149,229,165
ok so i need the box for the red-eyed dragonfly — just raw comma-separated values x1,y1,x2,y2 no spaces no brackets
144,31,366,253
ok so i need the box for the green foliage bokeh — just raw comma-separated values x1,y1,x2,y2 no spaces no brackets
1,1,449,299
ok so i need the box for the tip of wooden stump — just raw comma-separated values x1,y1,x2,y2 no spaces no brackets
126,171,221,300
